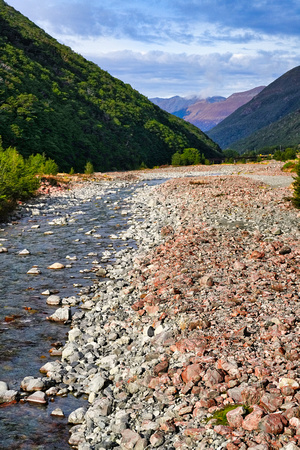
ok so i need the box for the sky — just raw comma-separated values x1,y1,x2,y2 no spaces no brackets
5,0,300,99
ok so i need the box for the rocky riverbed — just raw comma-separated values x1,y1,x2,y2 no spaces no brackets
1,161,299,449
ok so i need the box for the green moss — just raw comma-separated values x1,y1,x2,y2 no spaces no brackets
204,404,252,426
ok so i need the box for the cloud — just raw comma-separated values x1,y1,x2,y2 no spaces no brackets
92,49,299,97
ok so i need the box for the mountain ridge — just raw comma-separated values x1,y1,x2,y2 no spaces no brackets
207,66,300,150
0,0,221,172
150,87,265,131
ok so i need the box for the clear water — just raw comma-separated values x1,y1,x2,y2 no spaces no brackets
0,180,158,449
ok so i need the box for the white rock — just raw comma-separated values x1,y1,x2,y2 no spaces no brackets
68,328,81,342
21,376,45,392
47,262,65,270
0,381,8,393
61,342,77,360
278,377,300,390
46,295,61,306
68,407,86,424
27,391,47,404
0,247,8,253
19,249,30,255
48,306,71,322
27,267,41,275
0,390,18,404
51,407,65,417
87,374,106,393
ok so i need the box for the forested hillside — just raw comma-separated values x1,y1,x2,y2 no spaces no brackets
0,1,221,172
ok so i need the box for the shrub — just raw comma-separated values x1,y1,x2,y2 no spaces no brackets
292,159,300,208
84,161,94,174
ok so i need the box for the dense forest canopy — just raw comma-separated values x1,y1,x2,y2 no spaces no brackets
0,0,222,172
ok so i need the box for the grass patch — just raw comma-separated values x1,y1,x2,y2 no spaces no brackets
204,404,252,426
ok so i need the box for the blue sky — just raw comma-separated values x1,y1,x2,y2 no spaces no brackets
5,0,300,98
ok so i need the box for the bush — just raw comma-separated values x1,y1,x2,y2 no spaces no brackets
292,159,300,208
84,161,94,174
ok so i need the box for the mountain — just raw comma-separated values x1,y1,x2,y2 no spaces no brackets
229,110,300,152
0,1,221,172
150,87,264,131
207,66,300,150
184,87,265,131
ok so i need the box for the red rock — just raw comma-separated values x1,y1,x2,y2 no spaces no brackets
144,305,159,315
214,425,233,436
259,393,283,412
121,429,144,450
250,250,265,259
181,363,202,384
131,300,145,311
226,406,245,428
160,421,176,433
150,431,165,447
203,368,223,387
183,427,206,438
196,397,216,409
259,413,287,435
242,405,264,431
170,338,206,354
153,360,169,376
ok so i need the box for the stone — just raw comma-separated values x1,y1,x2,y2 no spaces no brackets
260,393,283,412
0,389,18,404
46,295,61,306
19,249,30,255
51,407,65,417
47,262,65,269
149,431,165,447
278,377,299,391
68,407,86,424
27,391,47,404
181,363,202,384
242,405,264,431
203,368,223,387
48,306,71,322
153,360,169,375
259,413,287,434
88,373,106,393
0,247,8,253
226,406,245,428
120,429,143,449
21,376,46,392
27,267,41,275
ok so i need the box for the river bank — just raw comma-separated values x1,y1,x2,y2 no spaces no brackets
1,161,299,449
50,162,299,449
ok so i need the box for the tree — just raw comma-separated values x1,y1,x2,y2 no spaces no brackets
84,161,94,174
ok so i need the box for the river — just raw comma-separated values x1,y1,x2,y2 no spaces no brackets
0,179,159,449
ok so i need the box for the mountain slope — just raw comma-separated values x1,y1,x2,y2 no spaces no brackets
230,110,300,151
0,1,221,172
185,87,265,131
207,66,300,149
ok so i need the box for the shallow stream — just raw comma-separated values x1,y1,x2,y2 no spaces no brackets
0,180,158,449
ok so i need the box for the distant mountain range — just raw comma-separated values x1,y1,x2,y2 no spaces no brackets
150,87,265,131
207,66,300,151
0,0,221,172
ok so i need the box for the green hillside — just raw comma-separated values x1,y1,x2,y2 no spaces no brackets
0,1,221,172
230,110,300,152
207,66,300,150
